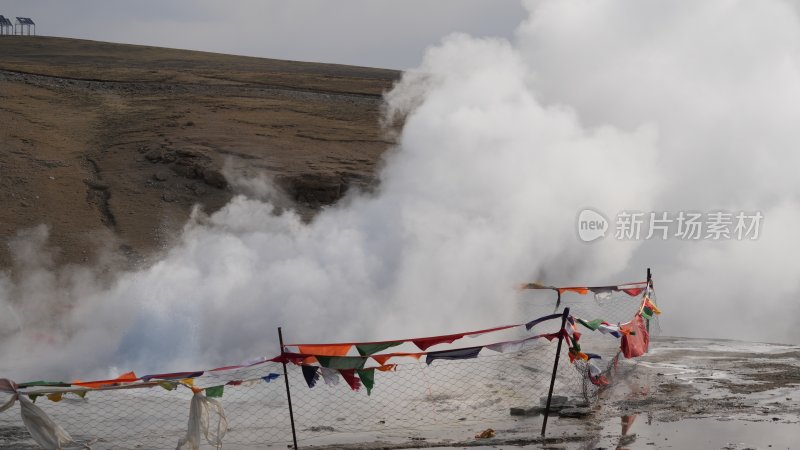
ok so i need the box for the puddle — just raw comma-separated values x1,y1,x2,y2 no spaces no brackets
652,338,800,355
592,415,799,450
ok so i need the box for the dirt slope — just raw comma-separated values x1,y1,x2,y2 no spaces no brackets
0,36,399,269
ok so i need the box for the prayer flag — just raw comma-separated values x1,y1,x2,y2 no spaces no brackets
425,346,482,365
262,373,280,383
622,288,644,297
158,381,177,391
297,344,352,357
205,386,224,398
643,297,661,315
302,366,320,388
141,371,203,382
320,368,340,386
15,381,70,388
73,371,138,388
576,318,604,331
372,353,422,365
315,356,367,370
338,370,361,391
355,342,402,356
356,369,375,395
558,287,589,295
485,338,533,354
412,335,465,351
597,323,622,338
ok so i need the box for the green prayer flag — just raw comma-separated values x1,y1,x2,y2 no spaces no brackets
18,381,71,388
577,318,603,331
355,342,402,356
205,385,224,398
642,307,654,319
356,369,375,396
316,356,367,370
569,337,581,353
158,381,177,391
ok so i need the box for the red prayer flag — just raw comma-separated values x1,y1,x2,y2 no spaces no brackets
338,369,361,391
411,335,465,351
621,287,644,297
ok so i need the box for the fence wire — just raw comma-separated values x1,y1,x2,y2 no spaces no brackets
1,288,656,449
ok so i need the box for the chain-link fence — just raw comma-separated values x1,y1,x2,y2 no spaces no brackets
1,281,658,449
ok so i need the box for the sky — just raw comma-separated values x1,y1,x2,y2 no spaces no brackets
2,0,800,380
0,0,527,69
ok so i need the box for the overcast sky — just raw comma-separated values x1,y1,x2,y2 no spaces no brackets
1,0,526,69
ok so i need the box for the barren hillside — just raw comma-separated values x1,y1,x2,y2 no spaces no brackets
0,36,399,268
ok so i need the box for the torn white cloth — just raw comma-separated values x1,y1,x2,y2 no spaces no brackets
319,368,341,386
485,338,532,354
0,378,86,449
176,391,228,450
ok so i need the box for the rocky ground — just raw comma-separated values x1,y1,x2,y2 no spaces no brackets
0,36,399,269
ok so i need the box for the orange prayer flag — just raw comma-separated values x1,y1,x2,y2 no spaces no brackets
376,364,396,372
371,354,393,366
558,287,589,295
116,371,137,382
297,344,352,356
72,371,138,389
644,297,662,315
372,353,422,365
618,321,634,336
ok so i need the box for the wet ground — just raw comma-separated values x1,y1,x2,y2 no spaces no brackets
310,336,800,449
583,336,800,450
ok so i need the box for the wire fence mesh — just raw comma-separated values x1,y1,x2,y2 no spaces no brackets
1,284,658,449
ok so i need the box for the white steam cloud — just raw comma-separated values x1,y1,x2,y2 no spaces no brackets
514,0,800,343
2,0,799,381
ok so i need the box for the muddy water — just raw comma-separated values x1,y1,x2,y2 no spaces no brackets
592,416,798,449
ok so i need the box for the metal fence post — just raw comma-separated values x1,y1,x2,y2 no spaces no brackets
646,268,652,335
278,327,299,449
541,306,570,437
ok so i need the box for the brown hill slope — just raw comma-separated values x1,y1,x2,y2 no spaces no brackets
0,36,399,269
